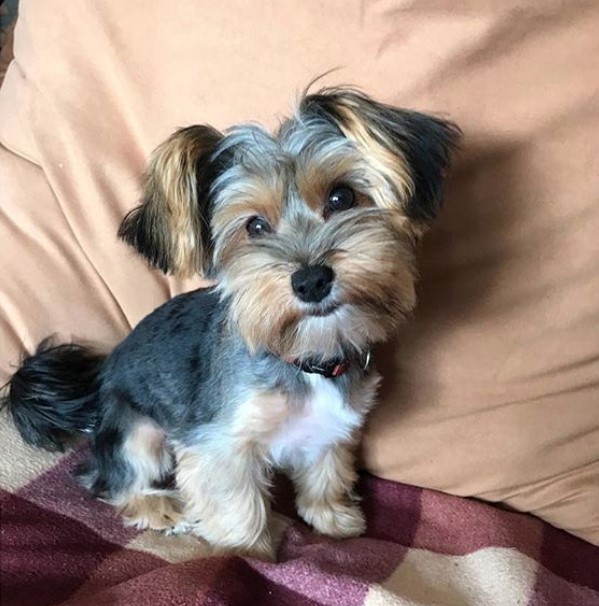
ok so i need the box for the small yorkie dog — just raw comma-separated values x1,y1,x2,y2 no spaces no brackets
3,88,459,559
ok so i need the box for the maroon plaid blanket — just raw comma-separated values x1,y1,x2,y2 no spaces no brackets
1,410,598,606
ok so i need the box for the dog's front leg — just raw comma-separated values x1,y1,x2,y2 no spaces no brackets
175,441,273,559
291,442,366,539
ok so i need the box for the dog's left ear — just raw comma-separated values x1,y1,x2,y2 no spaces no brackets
118,125,224,277
301,89,461,228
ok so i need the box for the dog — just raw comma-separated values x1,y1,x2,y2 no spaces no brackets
2,88,459,559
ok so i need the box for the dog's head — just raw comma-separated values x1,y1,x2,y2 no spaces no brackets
119,89,460,359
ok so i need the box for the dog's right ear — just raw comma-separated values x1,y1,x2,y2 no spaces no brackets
118,125,224,277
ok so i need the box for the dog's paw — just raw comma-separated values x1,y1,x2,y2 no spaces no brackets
299,500,366,539
120,494,185,532
163,518,194,536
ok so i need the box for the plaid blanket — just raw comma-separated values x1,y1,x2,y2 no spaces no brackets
1,409,597,606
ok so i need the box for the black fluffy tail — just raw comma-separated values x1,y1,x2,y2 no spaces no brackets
1,339,105,451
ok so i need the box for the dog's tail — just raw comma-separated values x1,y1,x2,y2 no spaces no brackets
1,339,106,451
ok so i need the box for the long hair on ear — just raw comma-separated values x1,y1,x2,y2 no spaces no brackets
118,125,224,277
300,88,461,227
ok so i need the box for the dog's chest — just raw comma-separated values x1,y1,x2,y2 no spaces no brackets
267,374,362,467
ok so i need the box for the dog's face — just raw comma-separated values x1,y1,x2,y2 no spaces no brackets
119,89,459,359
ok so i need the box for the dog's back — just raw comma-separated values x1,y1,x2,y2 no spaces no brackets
99,286,231,431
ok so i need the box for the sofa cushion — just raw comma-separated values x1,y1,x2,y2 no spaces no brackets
1,0,597,544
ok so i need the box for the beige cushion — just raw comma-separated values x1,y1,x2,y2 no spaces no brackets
1,0,598,544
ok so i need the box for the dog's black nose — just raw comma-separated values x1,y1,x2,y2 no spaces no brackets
291,265,335,303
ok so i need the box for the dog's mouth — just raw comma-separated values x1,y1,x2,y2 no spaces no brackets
303,301,340,317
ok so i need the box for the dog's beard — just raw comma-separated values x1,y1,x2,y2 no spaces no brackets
222,283,414,361
280,304,394,360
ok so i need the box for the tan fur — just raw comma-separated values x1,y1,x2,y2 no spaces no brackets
126,417,168,460
119,493,184,531
212,192,283,268
172,386,370,555
292,444,365,538
232,383,379,539
224,258,300,355
122,416,172,488
295,154,368,213
143,126,222,277
174,438,273,559
296,168,377,219
334,105,413,206
171,393,290,557
333,215,417,316
108,417,180,531
231,390,292,442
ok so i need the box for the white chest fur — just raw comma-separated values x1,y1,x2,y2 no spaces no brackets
267,374,363,468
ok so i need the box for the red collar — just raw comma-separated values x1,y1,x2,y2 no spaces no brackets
287,351,371,379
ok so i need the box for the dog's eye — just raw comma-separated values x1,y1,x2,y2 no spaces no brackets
246,216,272,238
327,186,355,214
